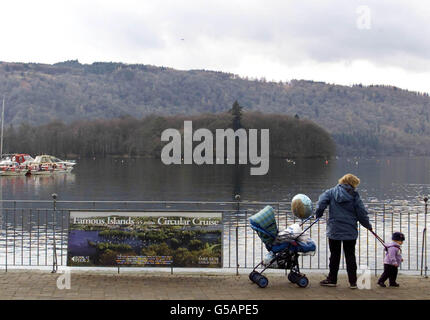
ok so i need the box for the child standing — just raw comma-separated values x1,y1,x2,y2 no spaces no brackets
378,232,405,287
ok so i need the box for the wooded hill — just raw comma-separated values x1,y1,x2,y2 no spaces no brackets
3,112,335,159
1,60,429,155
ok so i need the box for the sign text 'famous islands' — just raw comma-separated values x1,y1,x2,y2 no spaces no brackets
72,216,220,226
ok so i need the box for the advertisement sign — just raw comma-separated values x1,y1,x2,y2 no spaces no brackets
67,211,222,268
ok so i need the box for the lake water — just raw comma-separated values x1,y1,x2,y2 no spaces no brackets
1,156,430,203
1,156,429,271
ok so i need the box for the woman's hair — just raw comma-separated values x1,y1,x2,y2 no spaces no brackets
338,173,360,188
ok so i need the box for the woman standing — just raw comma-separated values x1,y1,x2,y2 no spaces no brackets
315,173,372,289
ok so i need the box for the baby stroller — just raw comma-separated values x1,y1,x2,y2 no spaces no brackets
249,206,320,288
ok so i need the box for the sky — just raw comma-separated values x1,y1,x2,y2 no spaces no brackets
0,0,429,93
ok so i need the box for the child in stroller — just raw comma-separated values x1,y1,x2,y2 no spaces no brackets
249,206,319,288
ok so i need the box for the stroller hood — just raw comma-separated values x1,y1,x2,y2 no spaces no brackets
249,206,278,247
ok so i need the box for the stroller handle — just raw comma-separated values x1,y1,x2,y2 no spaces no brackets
299,215,315,227
296,217,320,240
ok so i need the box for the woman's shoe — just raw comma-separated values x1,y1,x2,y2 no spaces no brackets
377,281,386,288
389,283,400,287
320,279,337,287
349,283,357,289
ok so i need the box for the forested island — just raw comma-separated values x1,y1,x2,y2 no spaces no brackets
1,60,429,155
3,107,335,159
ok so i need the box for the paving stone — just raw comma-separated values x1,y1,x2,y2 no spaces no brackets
0,270,428,300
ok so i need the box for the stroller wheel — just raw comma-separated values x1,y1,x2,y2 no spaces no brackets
256,275,268,288
250,271,262,284
288,272,299,283
249,271,258,282
297,276,309,288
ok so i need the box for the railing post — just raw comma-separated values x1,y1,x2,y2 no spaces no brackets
5,209,7,272
424,197,428,278
236,226,239,275
235,194,240,276
375,209,377,276
51,193,58,273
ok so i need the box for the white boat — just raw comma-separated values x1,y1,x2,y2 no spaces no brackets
0,157,27,176
27,155,76,175
49,156,76,172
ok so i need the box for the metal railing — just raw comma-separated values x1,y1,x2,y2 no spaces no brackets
0,197,428,276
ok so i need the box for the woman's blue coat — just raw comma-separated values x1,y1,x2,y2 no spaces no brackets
315,184,372,240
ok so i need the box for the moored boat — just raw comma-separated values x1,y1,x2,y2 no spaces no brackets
0,154,77,176
0,157,27,176
27,155,76,174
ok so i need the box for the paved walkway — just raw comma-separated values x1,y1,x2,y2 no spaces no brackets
0,270,429,300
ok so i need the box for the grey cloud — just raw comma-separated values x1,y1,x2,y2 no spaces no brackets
69,1,430,71
74,5,165,51
267,1,430,70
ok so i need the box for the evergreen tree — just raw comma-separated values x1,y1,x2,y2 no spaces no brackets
230,100,243,130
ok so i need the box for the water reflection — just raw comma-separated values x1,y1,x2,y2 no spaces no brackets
1,173,75,200
232,164,244,200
